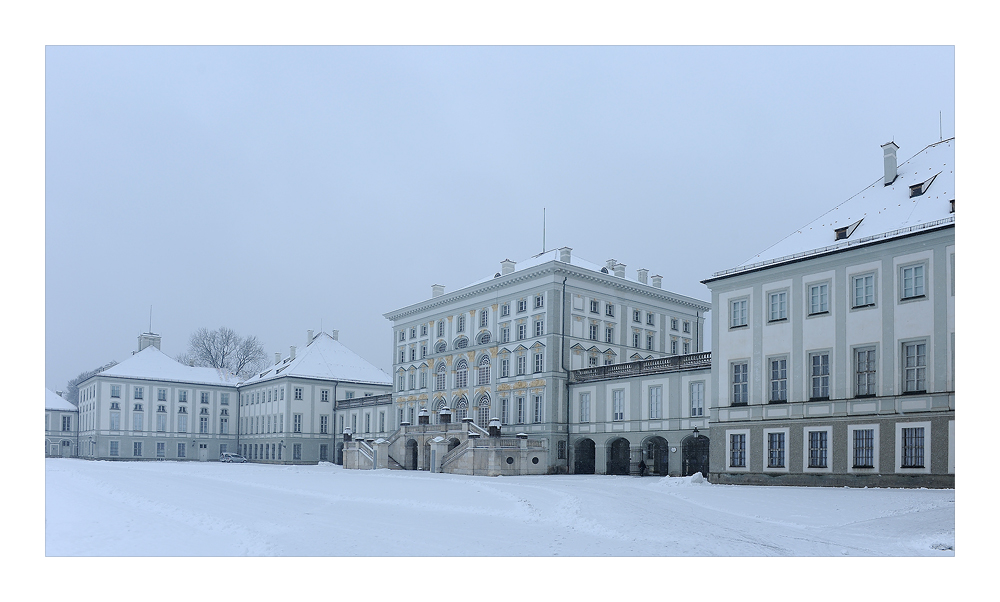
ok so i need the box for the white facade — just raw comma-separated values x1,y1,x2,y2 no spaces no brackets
45,389,78,457
703,138,955,487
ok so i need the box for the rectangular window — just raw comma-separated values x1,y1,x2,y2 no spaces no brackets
410,327,416,339
729,434,746,467
421,345,427,358
605,303,614,317
321,389,330,402
517,299,527,313
633,309,641,322
853,274,875,307
730,299,748,327
133,441,142,457
769,358,787,402
199,416,209,434
853,428,874,468
731,362,749,405
633,332,640,348
810,352,830,400
903,342,927,393
177,414,187,433
408,373,416,389
533,352,544,373
671,318,678,330
579,392,590,423
518,324,527,340
683,341,690,354
588,355,598,367
855,347,877,397
410,349,416,361
294,414,302,433
365,414,370,432
293,444,302,461
111,384,121,398
767,432,785,468
516,397,525,424
133,413,143,431
62,415,71,431
156,442,165,458
220,417,228,434
769,291,787,321
605,326,614,343
457,315,466,332
320,444,328,462
647,313,655,326
109,441,119,456
670,339,677,354
399,331,406,342
648,334,655,351
589,324,598,341
690,382,704,417
438,321,445,337
500,358,509,378
901,264,925,299
110,411,120,431
612,389,624,421
501,398,510,425
420,369,427,388
590,299,599,313
517,356,526,376
179,390,187,402
901,427,925,468
320,415,329,434
177,443,185,458
501,327,510,343
134,387,143,400
421,325,428,336
808,431,828,468
533,395,542,423
809,283,829,314
558,440,567,460
294,387,303,400
201,392,210,404
535,319,544,337
156,414,166,432
683,321,690,333
535,295,543,308
501,304,509,317
157,388,167,402
380,412,385,432
649,385,662,419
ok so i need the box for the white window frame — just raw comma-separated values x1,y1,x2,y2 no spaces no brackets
847,423,880,473
808,282,830,315
854,345,878,397
648,385,663,419
730,298,748,328
902,340,928,394
689,381,704,418
852,272,876,308
808,351,831,400
731,361,749,405
535,319,544,337
802,426,833,473
726,429,750,472
895,421,931,474
763,427,790,472
768,290,788,322
579,392,591,423
768,356,788,403
533,352,544,373
612,389,625,421
900,263,926,300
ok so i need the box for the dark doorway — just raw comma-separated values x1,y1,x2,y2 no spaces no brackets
574,438,596,474
336,443,344,466
607,438,631,475
644,436,669,476
682,434,710,477
448,438,461,452
405,439,418,470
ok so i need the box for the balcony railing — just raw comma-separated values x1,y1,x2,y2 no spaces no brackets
570,352,711,383
336,393,393,409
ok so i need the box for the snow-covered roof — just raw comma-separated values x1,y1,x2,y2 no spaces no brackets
461,249,649,290
97,346,240,387
240,331,391,387
45,388,77,412
709,138,954,280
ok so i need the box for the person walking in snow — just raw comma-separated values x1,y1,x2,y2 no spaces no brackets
638,460,647,476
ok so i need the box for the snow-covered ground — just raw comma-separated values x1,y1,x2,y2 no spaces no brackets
45,458,954,557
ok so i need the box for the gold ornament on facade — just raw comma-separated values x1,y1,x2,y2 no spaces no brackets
528,379,546,387
497,383,512,391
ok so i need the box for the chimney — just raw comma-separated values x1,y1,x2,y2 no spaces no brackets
138,332,161,352
290,346,296,360
432,284,445,298
651,275,663,289
558,247,572,263
613,263,626,278
307,330,314,345
882,141,899,186
275,352,281,365
605,259,617,271
332,330,339,341
500,259,516,275
637,268,649,284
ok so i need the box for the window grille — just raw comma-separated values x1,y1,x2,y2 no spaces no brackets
901,427,925,468
730,434,746,467
808,431,827,468
767,432,785,468
853,429,874,468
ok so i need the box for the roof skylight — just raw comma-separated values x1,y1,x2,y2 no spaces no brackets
834,218,863,241
909,173,939,198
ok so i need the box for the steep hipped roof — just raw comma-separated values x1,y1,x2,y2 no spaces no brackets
708,138,954,280
45,388,77,412
97,346,240,386
240,332,391,387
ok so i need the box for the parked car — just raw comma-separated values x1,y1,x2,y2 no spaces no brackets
220,452,248,463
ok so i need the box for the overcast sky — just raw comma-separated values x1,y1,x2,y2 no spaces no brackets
44,46,954,393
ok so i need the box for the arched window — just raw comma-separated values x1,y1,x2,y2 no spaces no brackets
435,363,447,391
435,398,447,424
477,331,492,345
436,341,447,354
455,397,469,421
455,337,469,349
455,359,468,388
477,395,490,426
478,355,491,385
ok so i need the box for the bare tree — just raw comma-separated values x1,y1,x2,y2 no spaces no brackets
66,361,118,406
182,327,266,380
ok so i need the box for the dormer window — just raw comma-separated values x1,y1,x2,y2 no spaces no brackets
909,173,939,198
834,218,863,241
